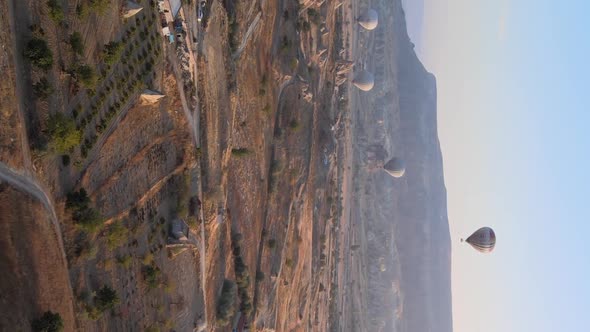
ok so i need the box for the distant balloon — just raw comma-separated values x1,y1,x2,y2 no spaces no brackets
463,227,496,253
357,9,379,30
352,70,374,91
383,157,405,178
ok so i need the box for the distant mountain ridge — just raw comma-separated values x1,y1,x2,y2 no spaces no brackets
401,0,425,58
357,0,452,331
394,1,453,331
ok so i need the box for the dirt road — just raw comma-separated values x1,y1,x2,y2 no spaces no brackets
0,162,75,315
232,11,262,60
5,0,32,173
0,163,65,256
166,26,208,330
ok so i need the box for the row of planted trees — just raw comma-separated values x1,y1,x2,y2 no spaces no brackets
24,2,162,161
24,0,161,160
71,11,161,162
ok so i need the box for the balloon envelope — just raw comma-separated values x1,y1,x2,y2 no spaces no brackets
352,70,375,91
383,157,405,178
465,227,496,253
358,9,379,30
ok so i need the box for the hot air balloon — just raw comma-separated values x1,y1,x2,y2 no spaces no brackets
352,70,374,91
357,9,379,30
462,227,496,253
383,157,405,178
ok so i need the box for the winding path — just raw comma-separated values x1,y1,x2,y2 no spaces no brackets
232,11,262,60
0,164,55,220
0,163,70,275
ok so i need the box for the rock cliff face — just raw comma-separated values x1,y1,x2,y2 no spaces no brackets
355,1,452,331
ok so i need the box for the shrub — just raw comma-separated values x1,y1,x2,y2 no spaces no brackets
301,20,311,32
164,280,176,294
46,112,81,153
102,41,123,65
75,64,97,89
267,238,277,249
234,257,250,289
32,311,63,332
89,0,110,14
76,3,89,19
117,255,132,268
307,8,321,25
29,24,45,36
24,38,53,70
94,285,119,312
285,258,294,268
143,265,161,289
73,205,103,232
240,293,252,315
46,0,64,24
85,305,102,320
33,77,53,99
289,57,298,71
231,233,244,248
280,36,290,52
77,240,98,260
142,253,154,265
69,32,84,55
231,148,251,157
106,221,129,249
288,119,301,131
216,280,236,326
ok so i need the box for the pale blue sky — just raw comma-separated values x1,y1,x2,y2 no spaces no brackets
405,0,590,331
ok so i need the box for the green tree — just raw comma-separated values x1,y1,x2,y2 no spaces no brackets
216,279,236,326
106,221,128,249
72,204,103,232
66,188,104,232
46,0,64,24
76,64,97,89
31,311,63,332
24,38,54,70
94,285,119,312
102,41,123,65
66,188,90,210
231,148,251,157
46,112,81,153
69,32,84,55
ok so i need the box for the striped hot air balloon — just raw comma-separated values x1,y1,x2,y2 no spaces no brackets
463,227,496,253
